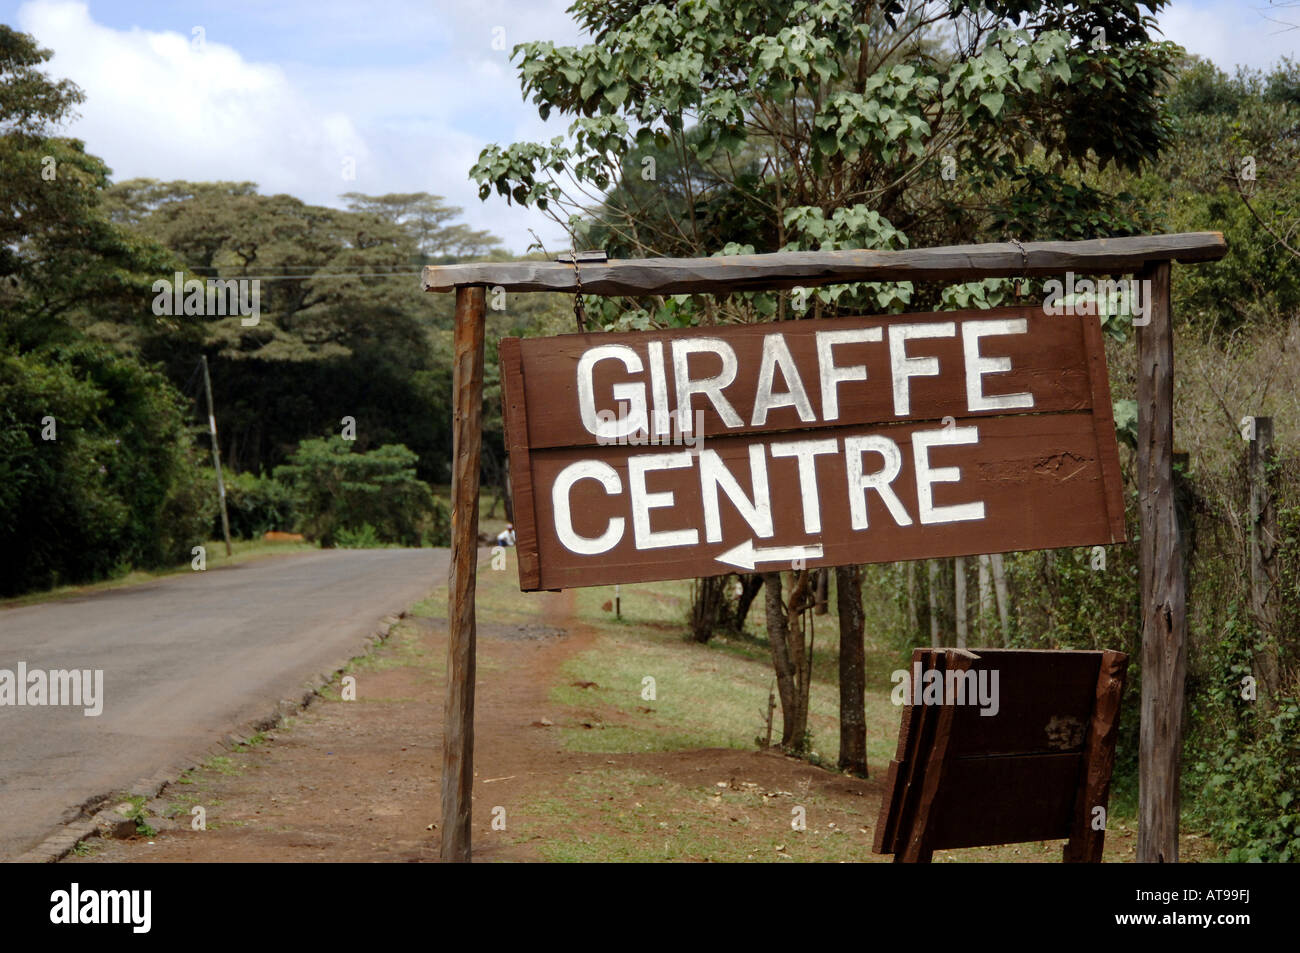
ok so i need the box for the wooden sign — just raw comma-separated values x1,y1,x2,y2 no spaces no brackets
874,647,1128,862
500,305,1125,591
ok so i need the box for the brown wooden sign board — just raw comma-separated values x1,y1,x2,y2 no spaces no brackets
873,647,1129,863
501,305,1126,591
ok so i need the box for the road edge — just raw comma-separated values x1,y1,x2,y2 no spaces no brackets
12,607,413,864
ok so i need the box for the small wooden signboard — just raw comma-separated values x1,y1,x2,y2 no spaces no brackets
874,647,1128,862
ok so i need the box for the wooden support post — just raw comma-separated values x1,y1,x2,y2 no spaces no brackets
1064,650,1129,862
1248,417,1280,711
1136,261,1187,863
441,285,485,863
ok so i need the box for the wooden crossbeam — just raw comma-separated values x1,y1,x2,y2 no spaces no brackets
423,232,1227,296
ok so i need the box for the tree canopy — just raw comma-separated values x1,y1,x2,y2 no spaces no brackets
473,0,1176,321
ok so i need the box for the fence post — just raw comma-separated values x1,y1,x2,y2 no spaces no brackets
1248,417,1279,712
1136,261,1186,863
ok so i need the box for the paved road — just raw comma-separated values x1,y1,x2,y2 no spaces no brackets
0,548,446,860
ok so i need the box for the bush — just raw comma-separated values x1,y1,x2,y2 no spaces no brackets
273,437,438,547
0,342,209,595
208,469,296,540
424,496,451,547
1188,598,1300,862
334,523,386,549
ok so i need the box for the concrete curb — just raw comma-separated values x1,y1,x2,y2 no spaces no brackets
13,609,409,864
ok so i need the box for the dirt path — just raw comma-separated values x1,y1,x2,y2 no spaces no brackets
66,564,1210,863
65,583,593,861
67,578,887,863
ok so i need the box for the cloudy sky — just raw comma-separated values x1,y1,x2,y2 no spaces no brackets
3,0,1296,253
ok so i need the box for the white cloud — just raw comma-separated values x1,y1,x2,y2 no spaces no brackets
1157,3,1299,73
21,2,370,194
17,0,579,252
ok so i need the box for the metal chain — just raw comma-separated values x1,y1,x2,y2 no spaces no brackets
1009,236,1028,298
569,246,587,333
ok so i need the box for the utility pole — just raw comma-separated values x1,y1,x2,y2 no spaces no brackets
201,355,233,558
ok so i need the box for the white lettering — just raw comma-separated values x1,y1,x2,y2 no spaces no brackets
751,333,815,425
962,318,1033,412
912,426,985,524
816,328,882,421
576,345,647,439
844,435,913,529
672,338,742,432
628,452,698,549
769,438,838,533
699,446,773,543
889,322,954,416
552,460,625,554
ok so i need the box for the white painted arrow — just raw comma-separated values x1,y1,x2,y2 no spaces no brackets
715,539,824,571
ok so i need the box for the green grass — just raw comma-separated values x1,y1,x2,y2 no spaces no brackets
492,564,1172,862
198,755,243,778
552,578,900,766
230,732,269,752
349,620,439,676
120,795,157,837
165,791,202,818
523,768,873,863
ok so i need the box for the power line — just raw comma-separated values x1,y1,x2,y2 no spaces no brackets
168,271,425,280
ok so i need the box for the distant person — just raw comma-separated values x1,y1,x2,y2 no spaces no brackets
496,523,516,547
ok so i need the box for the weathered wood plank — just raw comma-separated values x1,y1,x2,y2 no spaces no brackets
1064,649,1129,862
424,233,1227,295
928,752,1082,850
897,649,972,862
508,307,1093,452
441,285,485,863
1136,261,1186,864
873,647,929,855
522,411,1123,591
875,647,1128,860
1082,307,1129,543
945,648,1103,758
499,337,542,590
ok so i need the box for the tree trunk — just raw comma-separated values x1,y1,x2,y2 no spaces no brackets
906,560,919,644
762,572,800,748
784,570,814,751
734,574,764,630
954,556,968,649
978,554,994,646
836,564,867,776
990,552,1011,646
813,568,829,615
927,559,941,647
690,575,730,643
